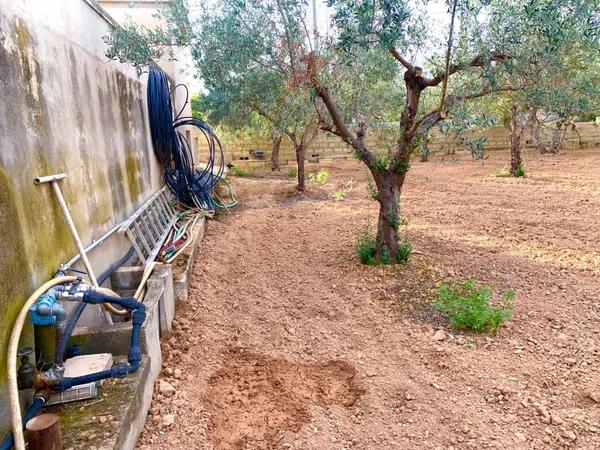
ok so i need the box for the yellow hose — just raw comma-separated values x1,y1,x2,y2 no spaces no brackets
133,262,159,300
8,276,79,450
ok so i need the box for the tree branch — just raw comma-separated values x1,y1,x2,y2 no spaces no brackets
389,47,414,71
439,0,459,110
306,53,375,166
423,51,510,87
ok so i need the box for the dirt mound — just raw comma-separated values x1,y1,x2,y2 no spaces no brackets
204,349,363,449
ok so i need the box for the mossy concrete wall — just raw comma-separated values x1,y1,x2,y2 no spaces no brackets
0,0,161,436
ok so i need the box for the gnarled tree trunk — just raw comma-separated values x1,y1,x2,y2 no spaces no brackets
510,104,524,176
295,143,305,191
372,170,406,259
271,133,282,171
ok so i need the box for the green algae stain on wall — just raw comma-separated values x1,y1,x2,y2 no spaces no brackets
0,169,34,385
125,152,143,203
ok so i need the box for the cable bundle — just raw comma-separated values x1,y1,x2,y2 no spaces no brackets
157,211,201,263
147,67,236,213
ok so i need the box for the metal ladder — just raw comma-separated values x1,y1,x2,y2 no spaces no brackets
119,187,178,264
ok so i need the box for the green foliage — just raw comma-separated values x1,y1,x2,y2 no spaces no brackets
103,0,190,71
388,213,400,230
355,229,411,265
288,168,297,178
371,155,390,173
308,169,331,184
393,159,411,174
366,180,379,201
494,168,511,178
434,279,514,334
330,191,346,201
355,230,379,265
190,93,205,121
229,167,250,177
513,164,526,177
395,242,412,263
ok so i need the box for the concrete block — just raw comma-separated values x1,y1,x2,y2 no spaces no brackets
147,264,175,338
109,266,144,291
50,356,155,450
173,217,205,303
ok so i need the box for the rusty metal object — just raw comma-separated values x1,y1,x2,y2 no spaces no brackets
25,413,63,450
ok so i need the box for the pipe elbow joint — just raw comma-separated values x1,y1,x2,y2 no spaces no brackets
111,364,129,378
127,347,142,365
131,305,146,325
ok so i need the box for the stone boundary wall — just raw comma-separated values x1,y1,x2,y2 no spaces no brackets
194,122,600,165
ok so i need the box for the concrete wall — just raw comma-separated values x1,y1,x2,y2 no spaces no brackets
0,0,161,435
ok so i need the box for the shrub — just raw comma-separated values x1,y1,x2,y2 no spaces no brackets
355,229,412,265
288,168,297,178
356,230,378,264
309,169,331,183
494,168,511,178
434,279,514,334
229,166,249,177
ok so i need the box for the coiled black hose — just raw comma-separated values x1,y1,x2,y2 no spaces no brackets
147,67,234,212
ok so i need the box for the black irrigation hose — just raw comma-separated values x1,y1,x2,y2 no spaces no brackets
147,68,233,212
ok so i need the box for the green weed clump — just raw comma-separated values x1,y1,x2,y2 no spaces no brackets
434,279,514,334
309,169,331,183
355,230,412,265
330,191,345,201
229,166,249,177
288,168,297,178
514,164,526,177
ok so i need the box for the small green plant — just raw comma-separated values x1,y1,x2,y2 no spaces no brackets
395,242,412,263
229,166,250,177
288,168,297,178
494,168,511,178
434,279,514,334
355,229,412,265
309,169,331,183
330,191,345,201
366,180,379,200
356,230,378,265
514,164,526,177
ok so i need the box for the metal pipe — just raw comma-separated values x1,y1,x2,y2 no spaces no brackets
35,174,114,325
58,220,127,273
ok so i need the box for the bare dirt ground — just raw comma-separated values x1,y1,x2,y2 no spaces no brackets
138,149,600,450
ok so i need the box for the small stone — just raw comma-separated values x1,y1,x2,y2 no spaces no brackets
159,380,176,397
565,357,577,366
174,368,183,379
562,430,576,441
162,414,175,427
515,432,527,443
98,416,107,424
433,330,446,341
551,414,564,426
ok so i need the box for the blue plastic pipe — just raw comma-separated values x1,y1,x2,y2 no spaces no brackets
0,397,45,450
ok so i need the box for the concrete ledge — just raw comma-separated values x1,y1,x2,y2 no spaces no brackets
147,264,175,338
48,356,153,450
173,216,205,303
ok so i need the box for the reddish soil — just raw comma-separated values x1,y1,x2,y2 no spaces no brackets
138,149,600,449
